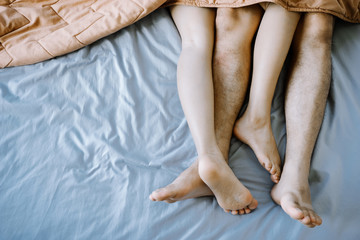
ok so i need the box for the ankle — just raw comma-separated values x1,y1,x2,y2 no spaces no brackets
198,151,222,163
197,144,222,158
280,168,309,185
242,111,270,128
282,156,311,178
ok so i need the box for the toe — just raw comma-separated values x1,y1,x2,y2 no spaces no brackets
231,210,239,215
283,204,304,220
249,198,258,210
293,209,305,220
265,161,272,172
270,174,279,183
149,194,156,201
274,165,281,177
224,209,230,213
152,186,179,202
300,209,311,225
239,209,245,215
301,216,312,225
270,163,281,178
308,210,317,224
150,188,166,201
313,212,322,226
316,215,323,226
244,207,251,214
270,165,277,175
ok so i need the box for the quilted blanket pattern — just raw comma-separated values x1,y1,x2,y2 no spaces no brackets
0,0,359,68
0,0,167,68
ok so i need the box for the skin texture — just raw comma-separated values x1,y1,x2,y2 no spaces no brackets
150,4,299,214
270,13,334,228
150,6,334,227
149,6,263,215
163,5,258,213
233,3,300,183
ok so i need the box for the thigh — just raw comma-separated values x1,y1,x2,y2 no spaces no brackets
170,5,215,47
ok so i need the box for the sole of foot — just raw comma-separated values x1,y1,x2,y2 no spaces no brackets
233,115,281,183
198,153,258,214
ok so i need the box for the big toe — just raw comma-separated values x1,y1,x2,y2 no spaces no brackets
248,198,258,210
300,214,312,226
309,210,322,226
260,158,273,172
282,201,305,220
150,188,173,201
270,165,281,183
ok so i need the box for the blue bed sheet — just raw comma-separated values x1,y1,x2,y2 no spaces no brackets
1,9,360,240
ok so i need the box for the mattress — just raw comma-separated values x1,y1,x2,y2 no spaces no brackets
1,9,360,239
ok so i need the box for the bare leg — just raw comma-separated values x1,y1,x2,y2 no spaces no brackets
214,6,263,161
234,4,300,183
150,5,257,214
150,6,263,214
271,13,334,228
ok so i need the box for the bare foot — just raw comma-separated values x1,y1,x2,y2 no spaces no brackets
271,175,322,228
233,114,281,183
150,152,257,215
149,160,213,203
198,151,258,214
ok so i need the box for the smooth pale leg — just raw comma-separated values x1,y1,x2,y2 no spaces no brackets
234,3,300,183
150,6,263,215
150,6,257,213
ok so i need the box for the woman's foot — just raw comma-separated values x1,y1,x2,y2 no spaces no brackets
149,160,213,203
233,114,281,183
271,174,322,228
198,151,258,214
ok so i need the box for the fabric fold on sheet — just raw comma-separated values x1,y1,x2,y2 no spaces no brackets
1,9,360,239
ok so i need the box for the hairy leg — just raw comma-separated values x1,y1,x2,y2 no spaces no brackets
234,3,300,183
271,13,334,228
150,5,257,213
214,6,263,161
150,6,263,214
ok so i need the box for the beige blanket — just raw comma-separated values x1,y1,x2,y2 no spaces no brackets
165,0,360,23
1,0,359,68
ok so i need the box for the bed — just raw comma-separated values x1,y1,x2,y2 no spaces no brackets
1,8,360,239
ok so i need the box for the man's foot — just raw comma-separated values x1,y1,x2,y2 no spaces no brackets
233,114,281,183
149,161,213,203
271,175,322,228
198,151,258,214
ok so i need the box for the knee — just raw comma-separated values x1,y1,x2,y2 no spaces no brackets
215,6,263,46
216,8,242,33
181,35,213,53
298,13,334,47
180,26,214,53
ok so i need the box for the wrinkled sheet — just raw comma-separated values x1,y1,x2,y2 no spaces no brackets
1,9,360,239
